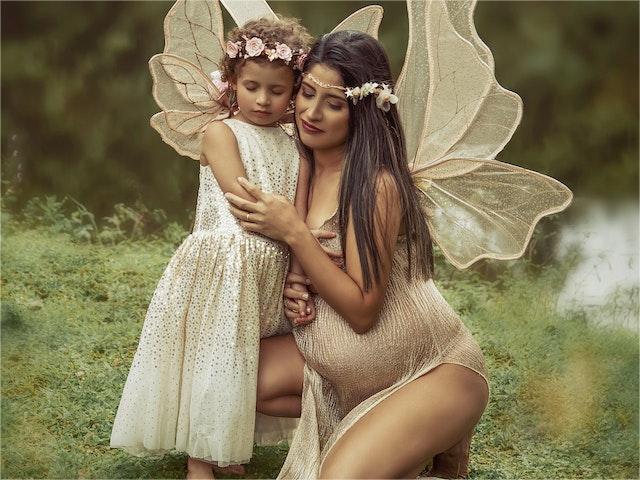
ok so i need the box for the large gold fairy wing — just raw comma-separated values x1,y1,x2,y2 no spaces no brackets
396,0,572,268
163,0,225,75
149,54,227,160
331,5,384,39
219,0,277,26
416,158,573,269
397,0,522,166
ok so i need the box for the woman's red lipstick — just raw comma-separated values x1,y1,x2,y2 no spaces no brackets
301,119,324,134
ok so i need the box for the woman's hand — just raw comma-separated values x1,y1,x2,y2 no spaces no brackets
225,177,303,243
310,230,343,269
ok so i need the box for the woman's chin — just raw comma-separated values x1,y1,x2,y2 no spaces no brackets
299,131,327,150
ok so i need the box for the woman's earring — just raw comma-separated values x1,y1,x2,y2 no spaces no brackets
287,99,295,113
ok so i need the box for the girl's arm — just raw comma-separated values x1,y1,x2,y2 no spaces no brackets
227,173,402,334
200,121,256,202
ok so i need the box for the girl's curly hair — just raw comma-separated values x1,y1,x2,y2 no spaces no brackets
220,16,313,84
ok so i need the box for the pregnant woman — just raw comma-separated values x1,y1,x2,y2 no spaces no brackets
226,31,490,478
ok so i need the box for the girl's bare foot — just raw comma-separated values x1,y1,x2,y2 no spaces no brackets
187,457,215,480
212,464,247,476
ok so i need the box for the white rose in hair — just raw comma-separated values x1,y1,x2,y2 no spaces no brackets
275,43,293,63
349,87,361,104
376,84,398,112
226,41,240,59
244,37,265,57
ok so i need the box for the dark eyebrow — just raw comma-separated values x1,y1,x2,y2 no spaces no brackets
301,80,347,102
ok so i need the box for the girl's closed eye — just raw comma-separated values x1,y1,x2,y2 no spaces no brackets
243,81,258,91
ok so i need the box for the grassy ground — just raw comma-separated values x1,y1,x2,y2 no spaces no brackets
1,222,638,479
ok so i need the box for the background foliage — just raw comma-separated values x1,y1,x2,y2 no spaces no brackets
2,1,638,223
1,214,637,478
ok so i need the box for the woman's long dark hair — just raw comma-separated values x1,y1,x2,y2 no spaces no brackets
299,31,434,290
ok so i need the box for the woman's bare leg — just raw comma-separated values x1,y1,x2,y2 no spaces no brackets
319,364,489,479
256,333,305,417
425,429,473,478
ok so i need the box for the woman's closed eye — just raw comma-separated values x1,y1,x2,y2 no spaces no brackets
301,87,315,98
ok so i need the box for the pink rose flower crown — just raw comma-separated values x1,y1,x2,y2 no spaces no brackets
225,35,308,69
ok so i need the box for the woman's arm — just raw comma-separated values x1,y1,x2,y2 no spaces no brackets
289,156,313,322
227,173,402,334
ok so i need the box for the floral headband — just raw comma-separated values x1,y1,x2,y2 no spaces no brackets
226,36,308,70
303,73,399,112
209,37,308,96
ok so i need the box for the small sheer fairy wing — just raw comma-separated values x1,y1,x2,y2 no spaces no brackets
415,158,573,269
149,53,227,160
151,112,217,160
397,0,522,166
331,5,384,39
149,53,224,112
149,0,230,160
163,0,225,76
219,0,277,26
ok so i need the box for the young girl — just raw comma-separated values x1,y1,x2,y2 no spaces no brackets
110,17,313,478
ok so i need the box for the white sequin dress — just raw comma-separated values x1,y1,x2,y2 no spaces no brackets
110,118,299,466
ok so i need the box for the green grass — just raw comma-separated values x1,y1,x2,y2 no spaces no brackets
1,222,638,479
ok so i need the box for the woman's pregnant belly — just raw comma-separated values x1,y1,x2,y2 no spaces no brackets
293,276,465,410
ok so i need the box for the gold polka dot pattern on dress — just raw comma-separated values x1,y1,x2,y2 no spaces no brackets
110,118,299,466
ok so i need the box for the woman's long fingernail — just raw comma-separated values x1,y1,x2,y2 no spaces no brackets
303,293,309,300
306,307,311,314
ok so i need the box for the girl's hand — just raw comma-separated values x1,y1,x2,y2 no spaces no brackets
225,177,302,243
290,282,313,325
284,284,316,327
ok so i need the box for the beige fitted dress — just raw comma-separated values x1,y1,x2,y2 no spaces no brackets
278,212,489,478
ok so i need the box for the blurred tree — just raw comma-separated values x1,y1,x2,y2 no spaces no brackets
1,1,637,225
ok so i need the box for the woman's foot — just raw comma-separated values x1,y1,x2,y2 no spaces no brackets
187,457,215,480
212,464,247,476
424,430,472,479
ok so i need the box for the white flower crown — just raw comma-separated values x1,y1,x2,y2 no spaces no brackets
345,82,399,112
303,73,399,112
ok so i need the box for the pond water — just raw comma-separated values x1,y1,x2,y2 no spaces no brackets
556,199,639,332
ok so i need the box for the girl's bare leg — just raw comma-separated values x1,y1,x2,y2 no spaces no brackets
187,457,215,479
256,333,305,417
319,364,489,479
